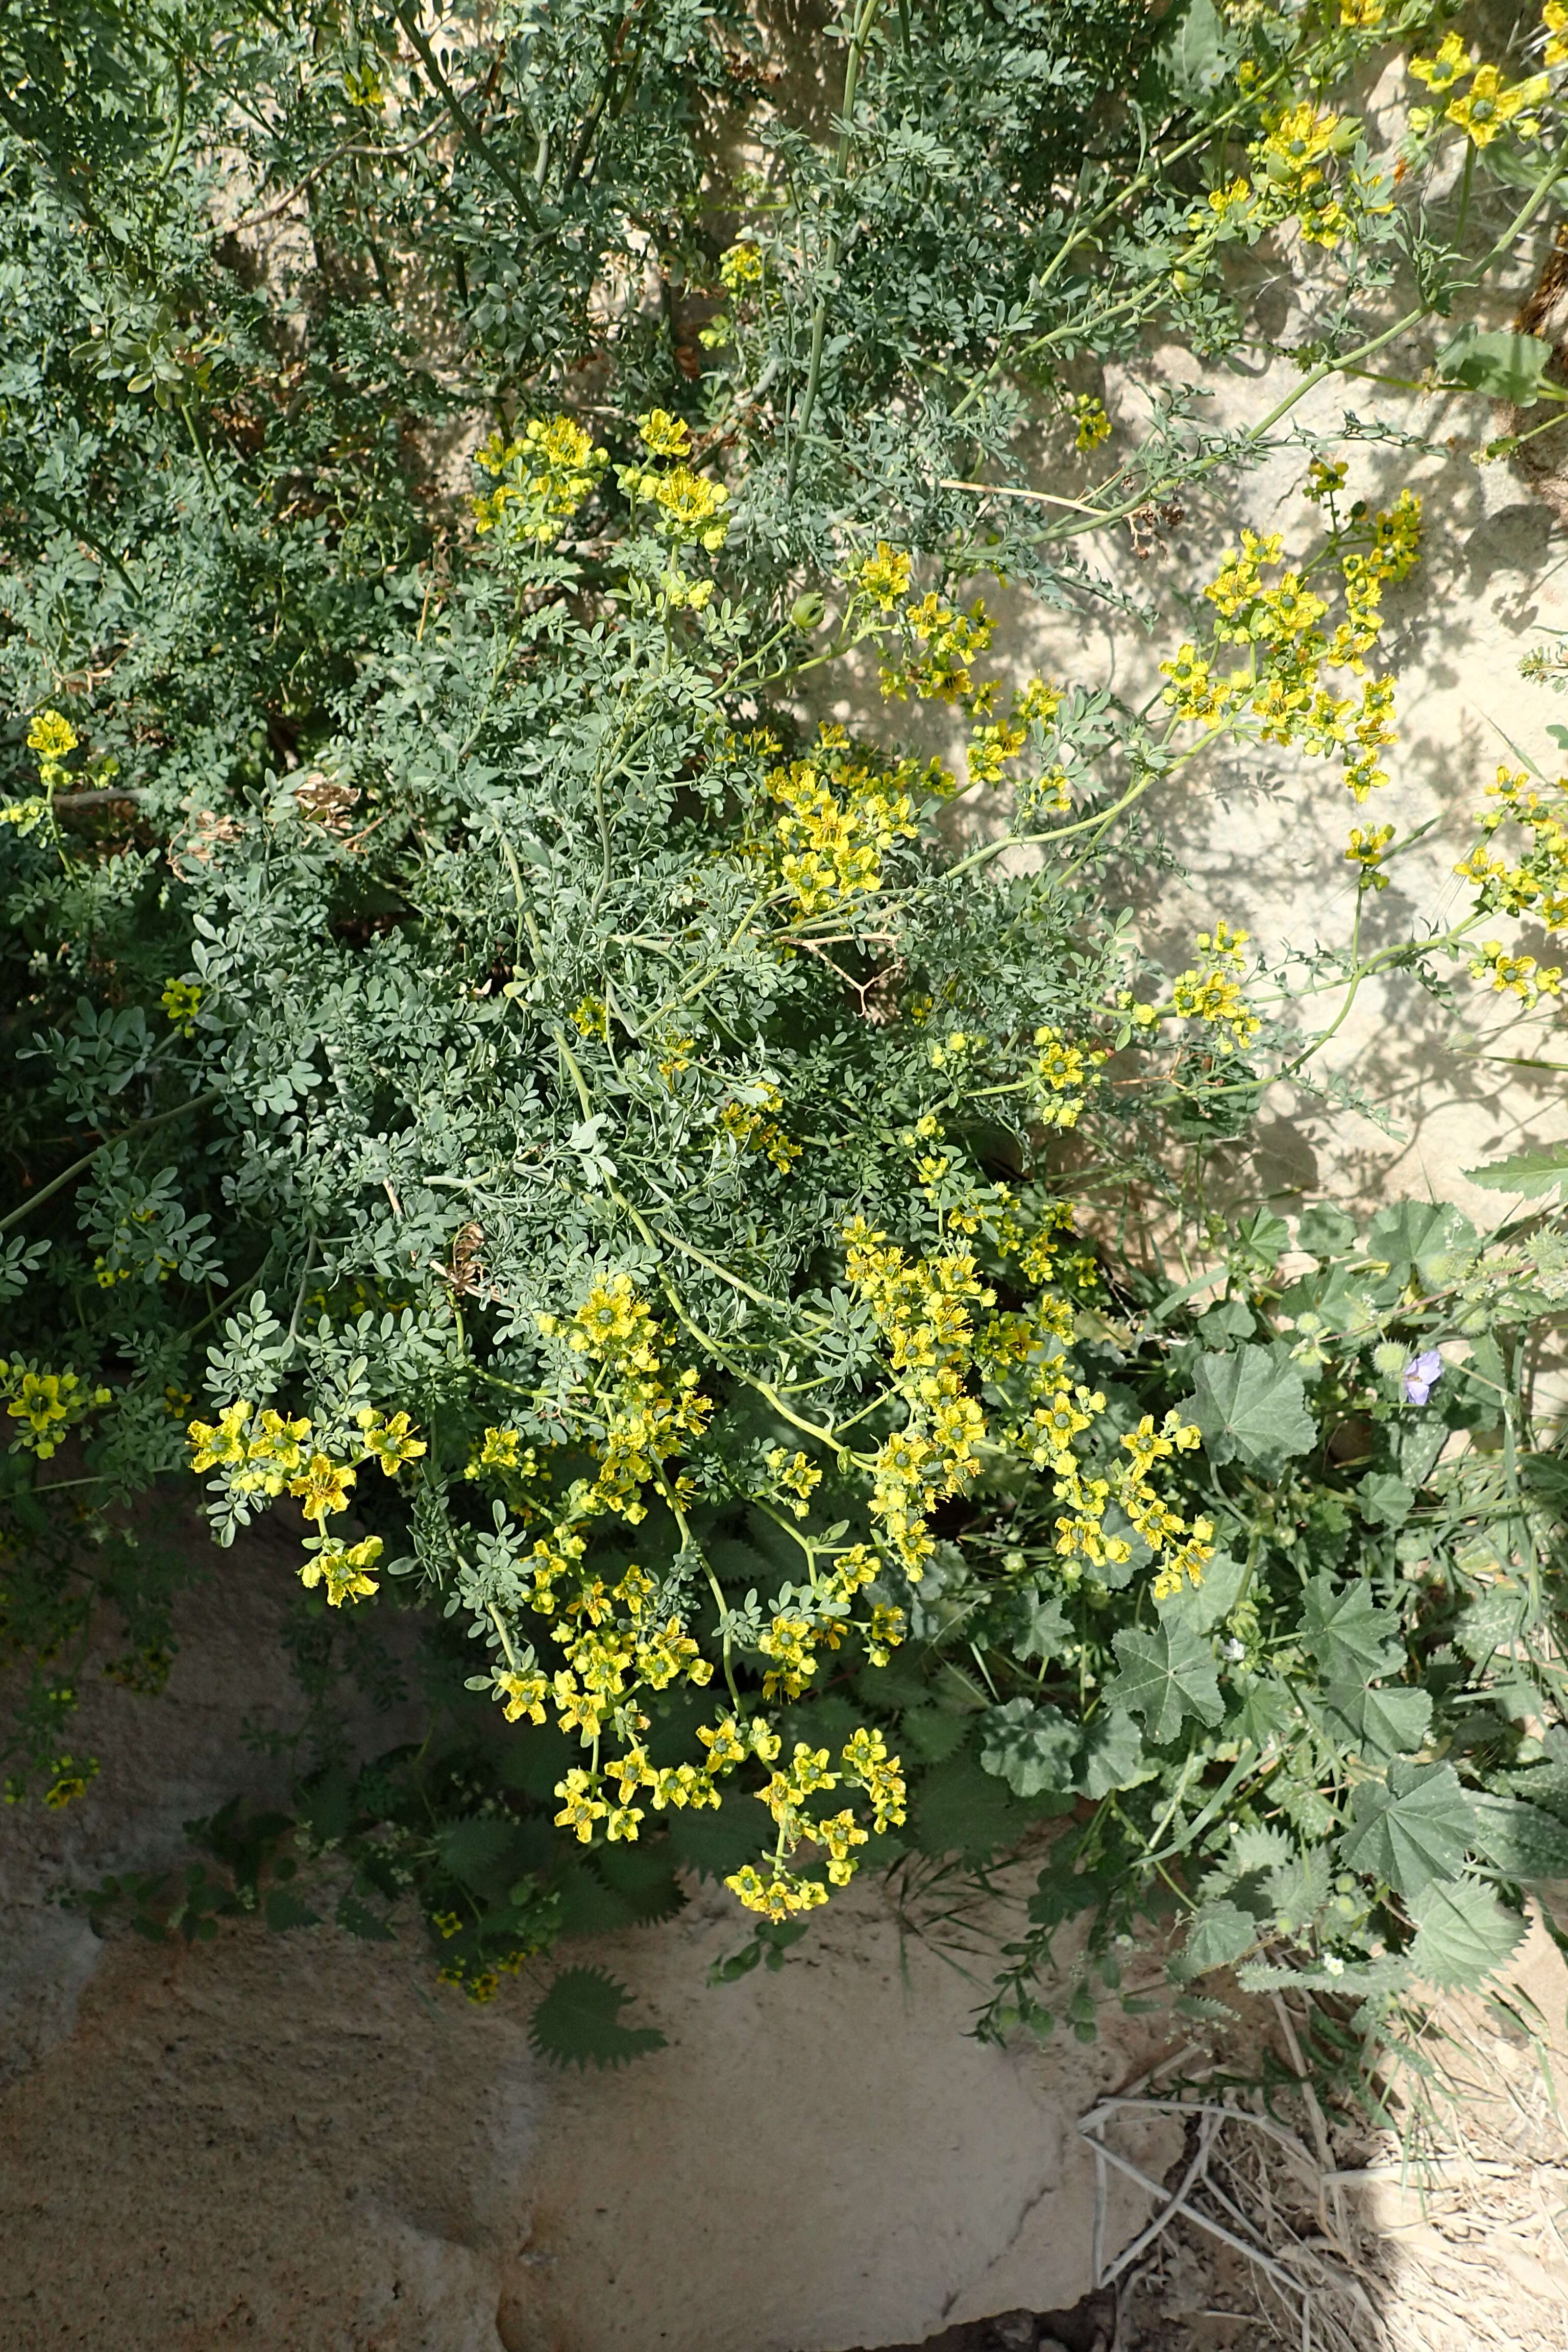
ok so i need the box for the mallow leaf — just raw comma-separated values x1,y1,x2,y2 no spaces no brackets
1341,1760,1475,1899
980,1698,1079,1797
1325,1680,1433,1762
1184,1346,1315,1472
1299,1574,1405,1683
1076,1707,1146,1800
1107,1621,1224,1746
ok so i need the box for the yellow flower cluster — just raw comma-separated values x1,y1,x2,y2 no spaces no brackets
760,728,932,916
615,412,730,550
853,541,913,611
1072,394,1112,452
4,707,79,830
1027,1023,1107,1131
719,240,764,290
720,1725,907,1917
1467,941,1563,1006
1170,921,1261,1049
1408,32,1549,144
1248,101,1361,248
471,414,608,543
1457,766,1568,933
1,1362,112,1460
719,1086,801,1171
1162,488,1419,803
27,709,78,762
881,591,994,705
186,1400,426,1599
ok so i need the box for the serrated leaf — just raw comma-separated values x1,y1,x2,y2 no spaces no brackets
1264,1847,1331,1933
1471,1794,1568,1881
335,1893,395,1942
1077,1707,1146,1799
1341,1761,1476,1899
264,1887,321,1932
1171,1898,1257,1981
900,1705,969,1766
437,1816,522,1894
1325,1680,1433,1762
1299,1574,1405,1682
593,1841,688,1925
980,1697,1079,1797
1230,1823,1295,1875
1107,1621,1224,1746
1184,1345,1315,1472
529,1967,666,2070
915,1751,1045,1860
1173,1992,1239,2022
1406,1877,1528,1992
1463,1144,1568,1200
667,1800,773,1883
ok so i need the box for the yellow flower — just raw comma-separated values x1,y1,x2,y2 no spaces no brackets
289,1451,356,1523
1468,940,1564,1004
724,1864,829,1920
650,463,729,547
638,407,691,458
356,1406,427,1476
553,1767,609,1843
26,709,78,761
1072,394,1112,451
1345,823,1394,890
496,1669,549,1724
302,1534,383,1606
854,541,913,610
1446,63,1550,145
719,240,764,290
160,978,202,1024
187,1398,252,1472
1408,31,1471,93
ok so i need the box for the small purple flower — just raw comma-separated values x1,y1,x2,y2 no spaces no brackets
1402,1348,1444,1406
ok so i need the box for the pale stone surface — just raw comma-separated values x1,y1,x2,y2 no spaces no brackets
0,1518,1182,2352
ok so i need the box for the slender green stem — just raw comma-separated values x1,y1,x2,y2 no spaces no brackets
786,0,885,495
2,1089,224,1237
